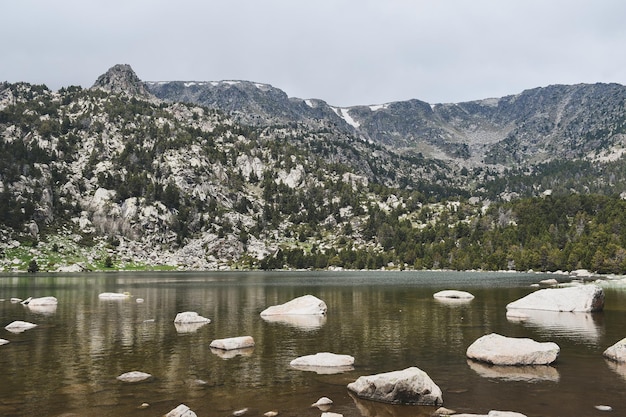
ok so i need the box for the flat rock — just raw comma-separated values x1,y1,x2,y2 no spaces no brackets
311,397,333,408
0,339,9,346
466,333,559,365
347,366,443,405
506,284,604,312
290,352,354,373
210,336,255,350
173,311,211,324
260,294,327,316
603,337,626,362
5,320,38,333
433,290,474,300
164,404,197,417
116,371,153,383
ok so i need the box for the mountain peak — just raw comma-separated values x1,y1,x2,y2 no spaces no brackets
92,64,152,97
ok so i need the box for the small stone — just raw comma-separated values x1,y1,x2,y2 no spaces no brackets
263,411,278,417
595,405,613,411
138,403,150,409
233,408,248,416
311,397,333,407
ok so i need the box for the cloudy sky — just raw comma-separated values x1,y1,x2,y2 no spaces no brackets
3,0,625,107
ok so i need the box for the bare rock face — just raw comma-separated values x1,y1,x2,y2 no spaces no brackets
347,367,443,406
466,333,559,366
92,64,153,98
260,295,327,316
603,337,626,362
506,284,604,312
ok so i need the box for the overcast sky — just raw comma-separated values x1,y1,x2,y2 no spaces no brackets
3,0,625,107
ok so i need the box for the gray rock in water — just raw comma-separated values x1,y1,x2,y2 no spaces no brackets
4,320,37,333
347,367,443,405
210,336,255,351
506,284,604,312
164,404,197,417
116,371,153,383
603,337,626,362
467,333,559,365
260,294,327,316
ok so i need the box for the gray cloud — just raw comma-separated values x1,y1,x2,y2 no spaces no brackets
2,0,625,106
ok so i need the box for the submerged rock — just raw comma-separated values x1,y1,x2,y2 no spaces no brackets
433,290,475,300
506,284,604,312
210,336,255,350
5,320,38,333
603,337,626,362
98,292,130,299
164,404,197,417
347,367,443,405
116,371,153,383
260,294,327,316
466,333,559,365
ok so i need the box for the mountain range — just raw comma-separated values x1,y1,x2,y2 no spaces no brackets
1,64,625,273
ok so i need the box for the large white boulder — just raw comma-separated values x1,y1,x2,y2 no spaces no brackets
347,367,443,405
466,333,559,365
506,284,604,312
603,337,626,362
260,294,327,316
164,404,197,417
210,336,255,351
5,320,38,333
116,371,153,383
173,311,211,324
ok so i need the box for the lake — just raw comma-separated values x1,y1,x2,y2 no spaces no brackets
1,271,625,417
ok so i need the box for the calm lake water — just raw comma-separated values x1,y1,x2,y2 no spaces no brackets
1,271,625,417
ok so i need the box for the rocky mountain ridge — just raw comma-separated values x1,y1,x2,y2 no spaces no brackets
144,68,626,167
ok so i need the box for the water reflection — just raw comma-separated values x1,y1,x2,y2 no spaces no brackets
260,313,327,330
210,347,255,359
506,309,602,343
467,360,560,382
174,322,210,333
290,364,355,374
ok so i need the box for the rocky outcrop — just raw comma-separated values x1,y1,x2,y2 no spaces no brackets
260,295,327,316
466,333,559,365
92,64,153,98
347,367,443,405
603,338,626,362
506,284,605,312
